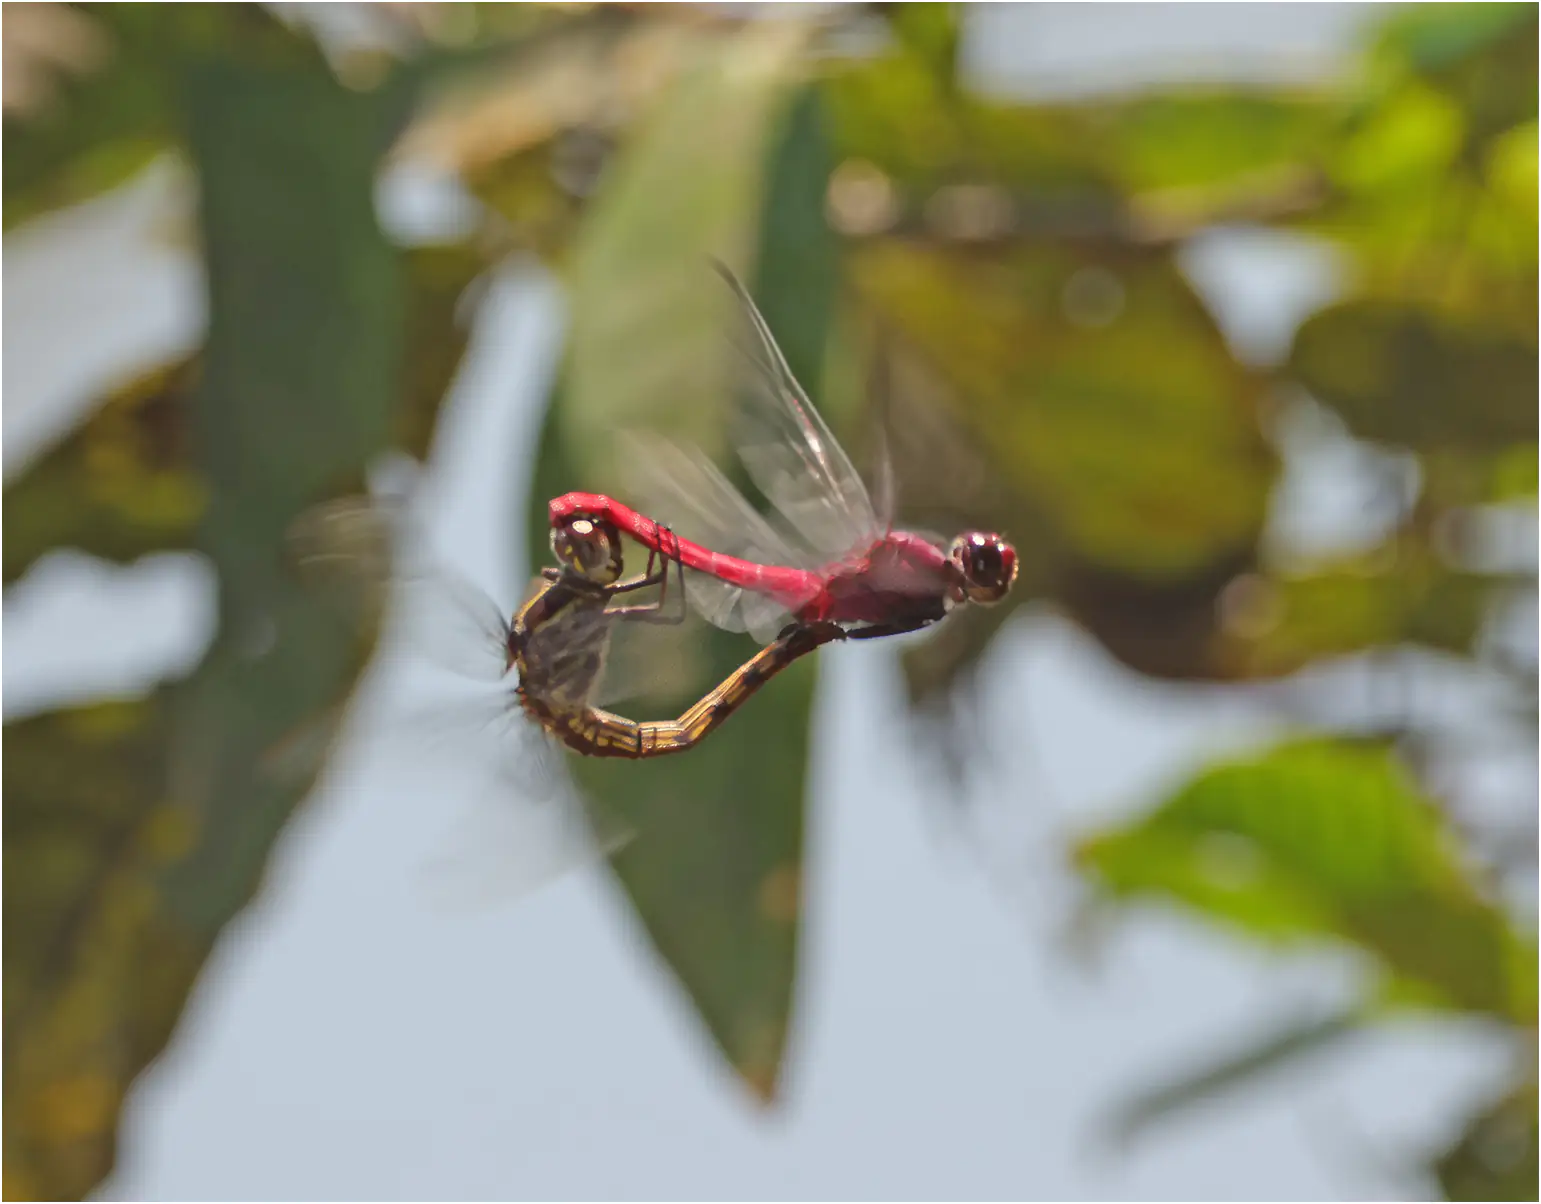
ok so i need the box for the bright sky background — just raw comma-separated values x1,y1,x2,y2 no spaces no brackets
4,5,1516,1199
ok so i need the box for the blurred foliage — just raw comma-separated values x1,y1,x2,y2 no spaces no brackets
1292,300,1537,452
1079,741,1536,1021
1434,1075,1541,1201
4,6,481,1196
4,4,182,230
2,243,481,588
1079,739,1537,1193
4,2,1535,1198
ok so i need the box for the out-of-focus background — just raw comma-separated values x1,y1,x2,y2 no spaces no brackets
4,3,1536,1199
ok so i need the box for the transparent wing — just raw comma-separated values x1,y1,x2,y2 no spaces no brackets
290,494,633,905
419,752,635,914
868,424,899,536
394,565,515,683
287,493,514,683
588,604,712,709
742,596,793,646
621,431,800,567
620,431,797,637
713,261,885,557
286,493,400,626
375,685,635,911
586,584,789,701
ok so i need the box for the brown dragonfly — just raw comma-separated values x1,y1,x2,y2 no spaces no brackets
288,496,843,898
492,510,844,757
292,497,843,758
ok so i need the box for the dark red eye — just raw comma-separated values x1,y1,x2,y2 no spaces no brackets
951,532,1017,604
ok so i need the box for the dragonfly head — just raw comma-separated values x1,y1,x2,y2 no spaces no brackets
947,532,1018,605
551,515,625,586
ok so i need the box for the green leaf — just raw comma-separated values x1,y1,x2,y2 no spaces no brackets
562,21,813,460
1489,443,1540,500
1337,76,1466,196
1217,553,1495,678
412,9,670,263
1370,4,1538,152
1300,5,1536,334
1290,300,1538,453
826,55,1114,206
1077,740,1536,1021
883,3,961,90
1108,1008,1365,1146
538,23,828,1101
1093,88,1334,197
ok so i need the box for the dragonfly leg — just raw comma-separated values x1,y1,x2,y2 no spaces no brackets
602,526,687,626
660,525,686,624
777,619,849,643
605,523,674,593
603,601,683,625
606,572,664,594
838,616,938,641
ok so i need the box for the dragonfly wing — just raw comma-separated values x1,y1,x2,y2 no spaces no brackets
713,262,884,559
287,493,511,683
377,685,532,775
743,591,796,646
620,431,798,638
377,686,634,910
684,572,752,636
868,423,899,535
589,607,713,709
286,493,400,624
621,430,799,565
680,565,792,642
420,778,635,914
393,566,514,683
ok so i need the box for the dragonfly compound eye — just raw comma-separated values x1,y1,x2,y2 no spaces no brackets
551,516,624,584
950,532,1017,605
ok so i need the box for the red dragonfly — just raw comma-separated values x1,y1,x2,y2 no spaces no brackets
549,263,1018,646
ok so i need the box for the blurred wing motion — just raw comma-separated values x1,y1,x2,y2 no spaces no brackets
285,494,634,905
380,685,634,914
396,565,517,683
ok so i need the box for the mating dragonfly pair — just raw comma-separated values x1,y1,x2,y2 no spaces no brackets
305,265,1017,771
502,266,1017,762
